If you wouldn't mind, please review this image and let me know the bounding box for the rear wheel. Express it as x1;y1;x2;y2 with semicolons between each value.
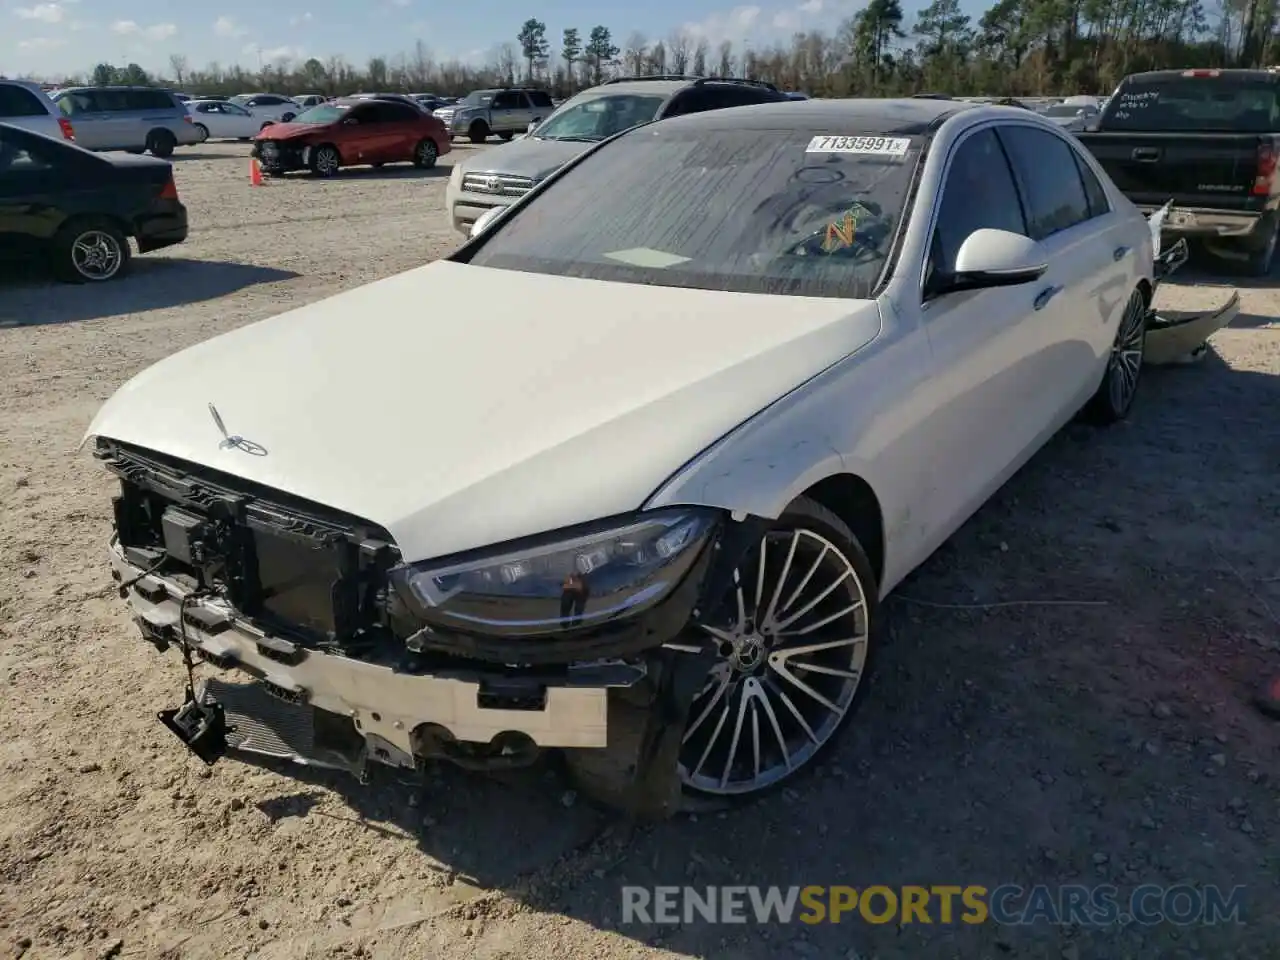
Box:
413;138;438;168
1085;287;1146;423
53;218;131;283
679;497;877;805
281;112;296;123
1244;216;1279;277
467;121;490;144
309;144;341;177
146;129;176;158
193;123;209;143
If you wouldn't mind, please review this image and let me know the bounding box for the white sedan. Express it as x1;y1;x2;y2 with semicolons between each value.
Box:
186;100;259;141
86;99;1168;816
227;93;300;128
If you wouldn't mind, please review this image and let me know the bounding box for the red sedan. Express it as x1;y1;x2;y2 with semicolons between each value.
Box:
251;97;451;177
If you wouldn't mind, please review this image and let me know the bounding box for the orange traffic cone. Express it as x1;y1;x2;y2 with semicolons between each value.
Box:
249;157;264;186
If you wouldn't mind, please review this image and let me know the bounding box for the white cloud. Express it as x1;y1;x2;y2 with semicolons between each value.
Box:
14;3;65;23
685;5;762;44
110;19;175;40
288;11;313;26
214;16;247;38
18;35;67;49
242;42;304;62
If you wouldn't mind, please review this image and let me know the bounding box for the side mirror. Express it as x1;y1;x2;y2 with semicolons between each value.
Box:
933;229;1047;297
469;207;502;239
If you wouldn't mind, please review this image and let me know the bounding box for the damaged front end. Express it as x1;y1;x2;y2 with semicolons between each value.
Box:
98;439;756;818
1144;202;1241;365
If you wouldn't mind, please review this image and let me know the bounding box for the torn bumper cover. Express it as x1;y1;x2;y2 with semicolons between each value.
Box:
112;539;725;816
1143;202;1240;366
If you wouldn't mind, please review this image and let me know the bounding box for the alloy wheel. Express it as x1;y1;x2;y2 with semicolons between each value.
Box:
316;147;339;176
1107;290;1145;414
678;527;870;796
71;230;124;281
416;140;438;166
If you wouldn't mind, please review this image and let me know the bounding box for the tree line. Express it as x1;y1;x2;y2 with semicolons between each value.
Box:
53;0;1280;101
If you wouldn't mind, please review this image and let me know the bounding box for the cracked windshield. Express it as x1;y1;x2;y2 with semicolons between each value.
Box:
469;126;921;299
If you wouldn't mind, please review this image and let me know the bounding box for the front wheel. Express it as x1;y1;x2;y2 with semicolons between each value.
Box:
678;497;877;804
53;219;131;283
467;121;490;144
309;144;341;177
499;130;515;141
413;138;438;168
280;113;295;123
1085;286;1146;424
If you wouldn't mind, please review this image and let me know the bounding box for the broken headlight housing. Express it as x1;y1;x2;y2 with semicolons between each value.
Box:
390;509;719;639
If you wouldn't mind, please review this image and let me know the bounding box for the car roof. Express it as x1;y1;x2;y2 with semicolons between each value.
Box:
654;97;975;135
1123;68;1280;83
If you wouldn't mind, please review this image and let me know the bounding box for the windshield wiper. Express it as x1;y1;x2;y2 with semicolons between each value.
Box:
540;135;602;143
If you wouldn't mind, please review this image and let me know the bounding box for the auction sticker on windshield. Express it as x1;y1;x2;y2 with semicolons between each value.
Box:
806;135;910;157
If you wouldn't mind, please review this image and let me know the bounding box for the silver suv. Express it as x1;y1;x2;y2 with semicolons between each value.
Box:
434;88;555;143
445;76;789;234
0;79;72;141
51;86;199;156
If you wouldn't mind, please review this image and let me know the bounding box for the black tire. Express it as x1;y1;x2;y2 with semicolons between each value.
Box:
193;123;209;143
146;129;176;158
499;130;515;141
1085;286;1147;424
412;138;438;168
1244;216;1279;277
467;121;490;144
309;143;341;177
281;113;296;123
52;217;131;284
568;496;880;815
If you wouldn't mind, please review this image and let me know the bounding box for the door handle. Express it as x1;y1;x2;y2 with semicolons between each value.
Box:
1113;245;1131;261
1132;147;1160;162
1033;285;1062;311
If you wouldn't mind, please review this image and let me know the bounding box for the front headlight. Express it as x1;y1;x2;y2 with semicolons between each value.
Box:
391;509;718;639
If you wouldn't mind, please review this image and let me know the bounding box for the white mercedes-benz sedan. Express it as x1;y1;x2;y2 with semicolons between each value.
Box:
85;98;1159;816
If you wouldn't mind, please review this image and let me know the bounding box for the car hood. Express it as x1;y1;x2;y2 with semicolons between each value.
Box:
85;261;882;564
459;137;593;181
254;122;328;140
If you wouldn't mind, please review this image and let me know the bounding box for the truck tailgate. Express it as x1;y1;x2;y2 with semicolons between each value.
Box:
1079;132;1268;210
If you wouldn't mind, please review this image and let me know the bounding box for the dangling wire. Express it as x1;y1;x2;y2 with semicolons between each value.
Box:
177;590;210;703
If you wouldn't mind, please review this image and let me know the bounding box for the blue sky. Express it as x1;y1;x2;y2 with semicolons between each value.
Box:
3;0;985;80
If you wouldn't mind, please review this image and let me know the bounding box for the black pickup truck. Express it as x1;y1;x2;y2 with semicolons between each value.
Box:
1077;68;1280;275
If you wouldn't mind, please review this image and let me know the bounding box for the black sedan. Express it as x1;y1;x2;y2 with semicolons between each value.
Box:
0;122;188;283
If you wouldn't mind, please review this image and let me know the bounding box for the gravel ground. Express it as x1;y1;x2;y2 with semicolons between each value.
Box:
1;141;1278;960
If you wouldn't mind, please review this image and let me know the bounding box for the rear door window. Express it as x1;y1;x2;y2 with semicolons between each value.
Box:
1104;76;1280;132
94;90;134;113
0;85;49;118
127;90;175;111
996;125;1093;241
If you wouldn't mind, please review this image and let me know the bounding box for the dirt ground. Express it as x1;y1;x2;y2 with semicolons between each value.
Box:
1;141;1278;960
